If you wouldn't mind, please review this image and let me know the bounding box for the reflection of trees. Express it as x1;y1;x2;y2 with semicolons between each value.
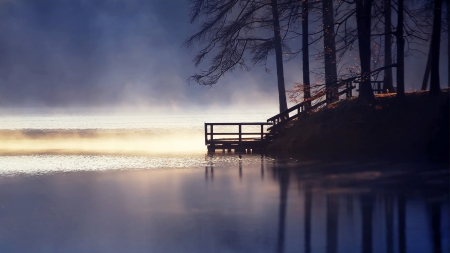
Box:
327;194;339;253
384;194;394;253
276;167;289;253
304;186;312;253
266;160;448;253
398;195;406;253
293;166;312;253
360;194;374;253
430;202;442;253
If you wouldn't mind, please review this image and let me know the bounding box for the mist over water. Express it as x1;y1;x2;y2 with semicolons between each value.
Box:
0;109;276;175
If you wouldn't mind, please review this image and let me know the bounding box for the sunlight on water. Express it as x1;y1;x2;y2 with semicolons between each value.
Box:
0;111;275;158
0;154;274;176
0;129;206;155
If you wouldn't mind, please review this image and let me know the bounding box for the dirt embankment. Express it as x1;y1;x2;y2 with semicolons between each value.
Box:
268;90;449;163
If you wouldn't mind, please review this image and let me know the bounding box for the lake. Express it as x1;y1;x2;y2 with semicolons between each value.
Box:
0;111;448;253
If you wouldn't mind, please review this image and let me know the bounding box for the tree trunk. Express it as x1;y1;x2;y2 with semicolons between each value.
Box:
447;0;449;88
383;0;394;93
430;0;443;95
302;0;311;107
421;42;432;90
322;0;338;103
356;0;376;103
271;0;288;113
396;0;405;98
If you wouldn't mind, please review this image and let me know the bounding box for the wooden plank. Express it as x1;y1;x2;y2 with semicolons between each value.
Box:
205;122;272;126
206;132;268;136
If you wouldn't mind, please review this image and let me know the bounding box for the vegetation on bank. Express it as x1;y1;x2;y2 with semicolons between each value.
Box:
268;90;449;163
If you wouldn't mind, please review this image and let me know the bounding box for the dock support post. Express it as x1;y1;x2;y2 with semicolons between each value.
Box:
207;144;215;153
261;125;264;140
238;124;242;142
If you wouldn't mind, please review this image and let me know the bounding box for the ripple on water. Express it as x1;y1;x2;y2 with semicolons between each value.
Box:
0;154;276;176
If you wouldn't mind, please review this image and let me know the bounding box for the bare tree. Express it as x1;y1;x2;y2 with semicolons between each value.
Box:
448;0;450;88
302;0;311;107
322;0;339;103
396;0;405;98
356;0;376;102
383;0;395;93
430;0;443;95
185;0;289;113
271;0;288;112
421;42;432;90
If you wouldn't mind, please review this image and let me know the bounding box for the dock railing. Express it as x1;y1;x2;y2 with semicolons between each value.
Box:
267;80;356;132
354;80;384;94
204;122;274;152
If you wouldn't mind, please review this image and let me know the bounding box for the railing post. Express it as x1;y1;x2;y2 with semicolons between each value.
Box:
347;81;352;98
204;123;207;144
211;124;214;142
260;124;263;140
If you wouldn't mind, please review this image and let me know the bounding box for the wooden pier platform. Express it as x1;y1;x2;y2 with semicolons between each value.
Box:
204;79;363;153
204;122;273;153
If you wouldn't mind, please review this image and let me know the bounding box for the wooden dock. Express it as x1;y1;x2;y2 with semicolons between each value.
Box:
204;122;273;153
204;79;392;153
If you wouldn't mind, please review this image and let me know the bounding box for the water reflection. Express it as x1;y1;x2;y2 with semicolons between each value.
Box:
384;194;394;253
431;202;442;253
398;194;406;253
360;194;374;253
275;166;289;253
304;185;312;253
0;154;447;253
327;194;339;253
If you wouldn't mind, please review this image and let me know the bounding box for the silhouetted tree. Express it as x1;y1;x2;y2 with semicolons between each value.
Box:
430;0;443;95
447;0;449;88
383;0;395;93
302;0;311;107
185;0;289;113
323;0;339;103
356;0;376;102
421;42;432;90
271;0;289;112
396;0;405;98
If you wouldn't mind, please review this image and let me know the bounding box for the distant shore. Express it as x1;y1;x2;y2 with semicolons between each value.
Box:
268;89;449;163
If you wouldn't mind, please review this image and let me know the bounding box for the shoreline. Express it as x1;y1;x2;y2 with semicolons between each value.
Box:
268;90;449;163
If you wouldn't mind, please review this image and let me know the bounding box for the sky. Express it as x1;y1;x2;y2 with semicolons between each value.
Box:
0;0;446;111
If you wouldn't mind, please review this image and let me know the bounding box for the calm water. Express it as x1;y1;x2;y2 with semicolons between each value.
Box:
0;112;448;253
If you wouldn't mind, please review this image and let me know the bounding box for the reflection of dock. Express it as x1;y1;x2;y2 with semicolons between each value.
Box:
204;122;273;153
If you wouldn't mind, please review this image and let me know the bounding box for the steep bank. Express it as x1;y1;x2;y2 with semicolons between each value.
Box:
268;89;449;162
